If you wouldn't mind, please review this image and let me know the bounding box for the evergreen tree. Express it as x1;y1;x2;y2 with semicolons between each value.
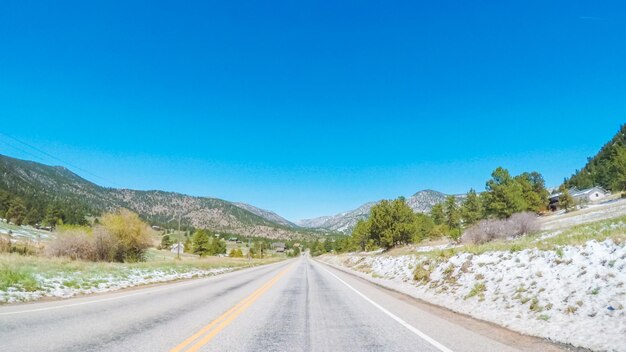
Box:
323;239;333;252
610;147;626;191
430;203;445;225
352;219;371;251
412;213;435;243
369;197;417;249
160;234;173;249
516;172;549;212
191;230;212;256
209;237;227;255
483;167;527;218
444;195;461;229
566;124;626;191
6;198;26;225
42;204;64;227
558;185;575;212
444;195;461;240
23;207;42;226
461;189;483;225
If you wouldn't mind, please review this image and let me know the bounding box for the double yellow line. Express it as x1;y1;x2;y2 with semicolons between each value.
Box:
170;264;293;352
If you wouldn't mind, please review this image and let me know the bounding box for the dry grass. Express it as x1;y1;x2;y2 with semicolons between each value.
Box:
0;250;283;294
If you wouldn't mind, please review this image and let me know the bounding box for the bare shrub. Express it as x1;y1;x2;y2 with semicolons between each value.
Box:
46;209;153;262
462;212;539;245
92;226;119;262
508;212;540;237
46;232;96;261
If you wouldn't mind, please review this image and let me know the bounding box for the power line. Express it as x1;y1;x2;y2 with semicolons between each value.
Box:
0;138;50;164
0;132;124;188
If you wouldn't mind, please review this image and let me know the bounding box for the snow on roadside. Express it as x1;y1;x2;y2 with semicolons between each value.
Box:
320;240;626;352
0;267;234;304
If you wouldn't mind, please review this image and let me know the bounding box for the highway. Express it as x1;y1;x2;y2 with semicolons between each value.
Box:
0;255;564;352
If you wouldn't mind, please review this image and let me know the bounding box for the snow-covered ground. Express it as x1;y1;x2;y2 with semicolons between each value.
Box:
0;220;52;241
0;266;234;304
320;239;626;352
541;198;626;231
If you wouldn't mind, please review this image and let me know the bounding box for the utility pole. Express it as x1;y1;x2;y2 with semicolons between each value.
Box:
177;213;181;260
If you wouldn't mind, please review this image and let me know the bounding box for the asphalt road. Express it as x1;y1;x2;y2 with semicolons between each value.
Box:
0;255;564;352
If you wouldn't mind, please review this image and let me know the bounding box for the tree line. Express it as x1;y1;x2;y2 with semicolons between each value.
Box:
0;189;88;227
315;167;550;253
565;124;626;192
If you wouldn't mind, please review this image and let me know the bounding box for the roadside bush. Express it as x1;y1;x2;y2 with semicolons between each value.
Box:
46;231;96;260
461;212;539;245
100;209;152;262
229;248;244;258
47;209;152;262
508;212;540;237
92;226;119;261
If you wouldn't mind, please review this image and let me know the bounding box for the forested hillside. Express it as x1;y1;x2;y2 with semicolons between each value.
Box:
566;124;626;191
0;154;319;240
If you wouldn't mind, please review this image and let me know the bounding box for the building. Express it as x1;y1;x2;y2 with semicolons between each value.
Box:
549;186;610;211
272;242;286;253
171;242;185;253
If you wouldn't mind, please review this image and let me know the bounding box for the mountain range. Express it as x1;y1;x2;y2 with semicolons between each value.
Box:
0;154;315;240
297;190;465;233
0;153;465;237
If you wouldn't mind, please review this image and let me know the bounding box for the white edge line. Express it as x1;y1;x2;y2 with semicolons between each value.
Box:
317;262;454;352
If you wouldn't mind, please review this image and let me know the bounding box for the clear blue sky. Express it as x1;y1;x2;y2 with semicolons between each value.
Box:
1;1;625;221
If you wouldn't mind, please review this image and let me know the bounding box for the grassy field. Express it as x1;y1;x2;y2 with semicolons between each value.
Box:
0;249;284;302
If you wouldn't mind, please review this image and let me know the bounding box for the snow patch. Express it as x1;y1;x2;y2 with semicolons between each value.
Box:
321;239;626;352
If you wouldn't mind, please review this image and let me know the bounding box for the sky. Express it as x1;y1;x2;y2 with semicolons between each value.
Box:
1;1;625;221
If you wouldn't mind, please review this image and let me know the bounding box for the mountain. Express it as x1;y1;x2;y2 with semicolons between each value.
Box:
297;202;377;234
297;190;464;233
232;202;297;227
565;124;626;192
0;154;315;240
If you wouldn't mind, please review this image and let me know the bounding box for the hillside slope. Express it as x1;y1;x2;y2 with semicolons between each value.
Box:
566;124;626;191
0;154;312;240
233;202;296;227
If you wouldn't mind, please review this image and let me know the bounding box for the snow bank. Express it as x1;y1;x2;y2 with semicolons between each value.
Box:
0;267;233;304
321;239;626;352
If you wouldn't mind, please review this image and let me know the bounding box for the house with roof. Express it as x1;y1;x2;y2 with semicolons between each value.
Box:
549;186;610;211
271;242;286;253
171;242;185;254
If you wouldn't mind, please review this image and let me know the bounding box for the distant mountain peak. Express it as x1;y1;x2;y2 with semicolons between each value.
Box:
297;189;465;234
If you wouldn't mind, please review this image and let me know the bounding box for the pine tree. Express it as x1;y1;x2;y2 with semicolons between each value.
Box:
461;189;483;225
483;167;527;218
610;147;626;191
191;230;211;256
352;219;371;251
6;198;26;226
558;185;575;212
444;195;461;229
430;203;445;225
209;237;227;255
160;234;173;250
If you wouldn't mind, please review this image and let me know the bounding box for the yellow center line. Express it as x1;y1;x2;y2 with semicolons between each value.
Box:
170;263;294;352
